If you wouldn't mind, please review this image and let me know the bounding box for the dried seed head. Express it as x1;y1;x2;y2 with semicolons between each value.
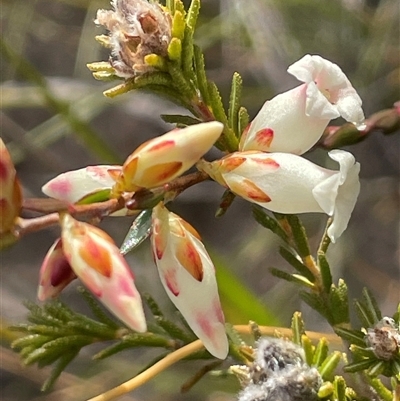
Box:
95;0;172;78
366;317;400;361
237;338;322;401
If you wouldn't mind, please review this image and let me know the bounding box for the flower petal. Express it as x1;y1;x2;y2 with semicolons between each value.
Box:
151;203;228;359
42;165;121;204
60;214;147;332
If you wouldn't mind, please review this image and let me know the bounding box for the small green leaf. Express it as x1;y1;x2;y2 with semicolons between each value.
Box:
174;0;185;15
215;189;236;217
103;80;137;98
318;382;334;398
291;312;305;346
284;215;311;259
160;114;202;126
186;0;200;30
171;10;185;39
344;358;376;373
318;351;342;380
167;61;196;99
228;72;243;137
143;293;164;317
11;334;52;350
134;71;174;88
367;377;393;401
238;106;250;138
279;247;315;282
167;38;182;63
225;323;245;347
181;26;195;80
270;268;314;288
368;360;386;376
328;279;349;325
300;291;333;323
120;209;152;255
76;189;111;205
333;327;366;347
317;251;333;293
349;344;376;358
193;45;210;105
313;337;329;367
41;351;79;392
207;81;230;127
154;316;193;343
362;287;382;324
333;376;346;401
144;54;168;70
301;335;314;366
252;206;289;242
354;300;375;328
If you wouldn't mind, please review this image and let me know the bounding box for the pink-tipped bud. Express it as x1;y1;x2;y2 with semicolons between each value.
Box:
38;238;77;301
60;214;147;332
151;202;228;359
42;165;122;204
114;122;223;194
0;139;22;234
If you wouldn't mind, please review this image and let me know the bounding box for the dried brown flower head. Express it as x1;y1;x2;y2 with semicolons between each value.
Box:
95;0;172;78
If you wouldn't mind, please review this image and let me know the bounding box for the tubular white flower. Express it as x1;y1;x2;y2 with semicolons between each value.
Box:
239;54;364;155
151;202;228;359
60;214;147;332
113;121;223;194
42;165;121;203
198;150;360;243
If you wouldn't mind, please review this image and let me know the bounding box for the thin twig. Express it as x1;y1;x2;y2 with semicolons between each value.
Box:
87;325;340;401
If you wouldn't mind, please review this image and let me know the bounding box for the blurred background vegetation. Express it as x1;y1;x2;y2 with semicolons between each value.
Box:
1;0;399;400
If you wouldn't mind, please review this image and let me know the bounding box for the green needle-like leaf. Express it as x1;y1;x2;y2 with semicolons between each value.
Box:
238;106;250;137
180;26;195;81
300;291;333;324
193;45;211;105
367;377;393;401
154;316;194;343
228;72;243;137
160;114;202;126
313;337;329;367
167;61;196;99
318;251;333;293
361;287;382;323
333;376;346;401
270;268;314;288
318;351;342;380
354;300;375;328
328;279;350;325
301;334;314;366
41;351;79;392
143;293;164;318
291;312;305;346
284;215;312;259
186;0;200;30
344;358;376;372
279;247;315;282
167;37;182;63
171;10;185;39
252;206;289;243
333;327;366;347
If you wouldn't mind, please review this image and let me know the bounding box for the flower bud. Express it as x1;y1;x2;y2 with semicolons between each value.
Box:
38;238;77;301
151;202;228;359
114;121;223;194
0;139;22;234
60;214;146;332
42;165;121;204
95;0;172;78
239;54;364;155
198;149;360;243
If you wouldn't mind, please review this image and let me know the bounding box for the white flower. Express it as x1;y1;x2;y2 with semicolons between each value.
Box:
198;149;360;243
95;0;172;78
42;165;121;204
113;121;223;194
239;54;364;155
60;214;147;332
151;202;228;359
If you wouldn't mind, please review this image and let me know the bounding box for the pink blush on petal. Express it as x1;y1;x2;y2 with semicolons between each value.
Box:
118;275;136;297
163;268;179;296
48;178;72;198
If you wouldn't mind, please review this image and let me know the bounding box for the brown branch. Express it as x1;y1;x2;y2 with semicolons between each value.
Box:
317;102;400;150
